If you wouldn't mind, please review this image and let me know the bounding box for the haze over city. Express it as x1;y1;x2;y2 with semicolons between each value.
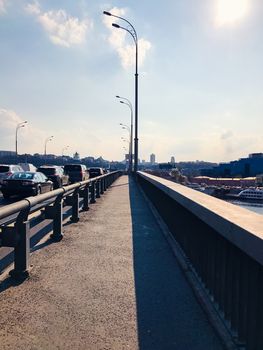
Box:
0;0;262;162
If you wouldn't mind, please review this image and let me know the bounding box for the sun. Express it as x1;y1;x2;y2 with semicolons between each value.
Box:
215;0;250;26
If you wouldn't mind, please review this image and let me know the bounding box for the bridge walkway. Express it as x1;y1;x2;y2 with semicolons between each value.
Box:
0;175;223;350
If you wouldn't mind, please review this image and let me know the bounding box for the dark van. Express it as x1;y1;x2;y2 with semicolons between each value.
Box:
64;164;89;183
88;167;104;178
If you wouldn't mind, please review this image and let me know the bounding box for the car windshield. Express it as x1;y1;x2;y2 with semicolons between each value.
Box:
10;172;35;180
64;165;82;171
0;166;10;173
38;168;56;175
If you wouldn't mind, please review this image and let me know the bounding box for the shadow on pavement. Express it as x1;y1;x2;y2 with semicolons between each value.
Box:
128;177;222;350
0;275;28;293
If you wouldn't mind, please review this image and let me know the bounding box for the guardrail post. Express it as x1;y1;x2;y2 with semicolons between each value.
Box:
103;177;107;191
70;188;80;223
105;176;108;189
100;178;104;195
82;184;90;211
9;207;30;280
50;194;64;242
90;181;96;203
96;180;101;198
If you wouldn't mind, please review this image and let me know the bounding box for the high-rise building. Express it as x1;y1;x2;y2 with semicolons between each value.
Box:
171;156;175;164
150;153;156;164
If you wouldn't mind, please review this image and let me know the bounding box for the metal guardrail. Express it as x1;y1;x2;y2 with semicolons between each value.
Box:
138;171;263;350
0;171;121;279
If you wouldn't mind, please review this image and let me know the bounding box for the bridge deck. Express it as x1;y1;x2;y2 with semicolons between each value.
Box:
0;175;223;349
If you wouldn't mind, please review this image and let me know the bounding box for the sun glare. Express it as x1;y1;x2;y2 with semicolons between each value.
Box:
215;0;250;27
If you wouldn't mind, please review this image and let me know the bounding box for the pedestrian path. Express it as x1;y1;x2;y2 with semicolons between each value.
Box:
0;175;223;350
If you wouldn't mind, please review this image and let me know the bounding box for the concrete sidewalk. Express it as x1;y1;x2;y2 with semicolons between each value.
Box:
0;176;223;350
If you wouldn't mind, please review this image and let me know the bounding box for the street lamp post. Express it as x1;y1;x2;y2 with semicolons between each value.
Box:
122;143;129;170
62;145;69;165
116;96;133;173
62;145;69;157
44;136;54;162
104;11;139;172
120;123;132;172
15;121;27;156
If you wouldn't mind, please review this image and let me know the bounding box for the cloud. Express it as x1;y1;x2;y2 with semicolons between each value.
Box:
220;130;233;140
0;109;23;132
0;0;8;14
26;1;93;48
103;7;151;69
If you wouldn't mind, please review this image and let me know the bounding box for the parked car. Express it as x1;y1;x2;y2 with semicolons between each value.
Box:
1;172;53;199
0;164;24;186
37;165;69;189
88;167;104;178
63;164;89;183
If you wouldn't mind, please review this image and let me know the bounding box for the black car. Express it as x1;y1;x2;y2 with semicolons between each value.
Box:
37;165;69;189
64;164;89;183
1;172;53;199
88;167;104;178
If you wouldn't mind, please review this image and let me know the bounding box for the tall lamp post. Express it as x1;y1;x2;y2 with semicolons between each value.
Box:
62;145;69;165
104;11;139;172
15;121;27;156
122;141;129;170
44;136;54;162
116;95;133;172
120;123;132;172
62;145;69;157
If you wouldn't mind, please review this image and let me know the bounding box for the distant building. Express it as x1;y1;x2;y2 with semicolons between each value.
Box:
171;156;175;164
0;150;16;156
201;153;263;178
150;153;156;165
73;152;80;160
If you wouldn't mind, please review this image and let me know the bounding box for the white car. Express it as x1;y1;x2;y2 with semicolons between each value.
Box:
0;164;24;186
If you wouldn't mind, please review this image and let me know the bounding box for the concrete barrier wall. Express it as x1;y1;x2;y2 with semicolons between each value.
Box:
138;171;263;350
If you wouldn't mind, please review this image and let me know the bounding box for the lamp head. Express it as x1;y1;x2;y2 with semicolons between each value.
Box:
120;101;124;104
116;95;120;98
103;11;112;16
112;23;120;28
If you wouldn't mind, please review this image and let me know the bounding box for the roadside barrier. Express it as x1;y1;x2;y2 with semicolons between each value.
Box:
0;171;121;279
138;171;263;350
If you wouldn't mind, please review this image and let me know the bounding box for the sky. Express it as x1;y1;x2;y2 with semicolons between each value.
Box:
0;0;263;163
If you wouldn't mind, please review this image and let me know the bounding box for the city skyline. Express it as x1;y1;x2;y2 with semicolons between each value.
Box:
1;0;263;162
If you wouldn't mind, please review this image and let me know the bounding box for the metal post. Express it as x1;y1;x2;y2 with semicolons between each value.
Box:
96;180;101;198
104;12;138;172
70;188;79;222
50;194;64;241
9;221;30;279
134;42;138;172
100;178;104;195
90;181;96;203
82;184;90;211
